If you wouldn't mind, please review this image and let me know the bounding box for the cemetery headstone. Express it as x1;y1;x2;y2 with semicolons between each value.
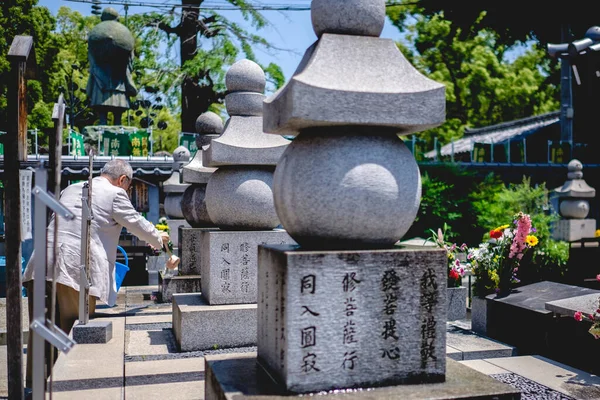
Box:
161;116;222;301
204;1;519;398
172;59;295;351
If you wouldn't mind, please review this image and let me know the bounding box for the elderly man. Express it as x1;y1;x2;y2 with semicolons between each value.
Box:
22;158;169;387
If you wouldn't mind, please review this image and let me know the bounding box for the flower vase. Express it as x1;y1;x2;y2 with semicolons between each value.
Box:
497;265;513;298
471;296;488;335
447;286;467;321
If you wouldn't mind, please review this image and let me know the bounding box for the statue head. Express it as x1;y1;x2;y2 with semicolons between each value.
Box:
101;7;119;21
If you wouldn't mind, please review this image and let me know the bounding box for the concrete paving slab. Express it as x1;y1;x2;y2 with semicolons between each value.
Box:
485;355;600;399
126;329;178;357
446;325;515;360
50;316;125;398
446;345;462;361
0;345;27;398
126;314;172;325
126;358;205;400
460;359;511;375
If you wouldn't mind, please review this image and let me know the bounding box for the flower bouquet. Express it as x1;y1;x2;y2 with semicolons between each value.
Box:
573;275;600;339
429;224;468;288
468;212;538;298
150;217;180;272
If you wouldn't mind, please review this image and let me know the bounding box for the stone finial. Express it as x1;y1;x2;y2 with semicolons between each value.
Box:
163;145;191;194
183;112;222;184
225;59;266;93
203;59;290;167
555;159;595;199
173;145;191;163
311;0;386;38
101;7;119;21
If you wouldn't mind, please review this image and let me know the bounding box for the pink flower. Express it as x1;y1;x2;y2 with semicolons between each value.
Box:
596;274;600;282
574;311;583;322
509;213;531;259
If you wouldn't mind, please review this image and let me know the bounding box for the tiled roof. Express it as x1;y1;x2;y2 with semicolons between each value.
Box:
425;111;560;158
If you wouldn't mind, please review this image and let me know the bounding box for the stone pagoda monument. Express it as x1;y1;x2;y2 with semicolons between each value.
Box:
172;59;295;352
552;159;596;242
160;112;222;302
203;1;520;398
162;145;191;247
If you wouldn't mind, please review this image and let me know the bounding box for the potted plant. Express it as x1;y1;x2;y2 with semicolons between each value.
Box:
429;225;469;321
468;212;538;334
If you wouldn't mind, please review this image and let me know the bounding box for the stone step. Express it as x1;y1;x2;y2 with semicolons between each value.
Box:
446;324;516;361
461;355;600;400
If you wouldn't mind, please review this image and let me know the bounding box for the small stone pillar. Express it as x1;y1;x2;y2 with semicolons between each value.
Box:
162;145;191;246
172;59;296;352
552;159;596;241
160;112;222;302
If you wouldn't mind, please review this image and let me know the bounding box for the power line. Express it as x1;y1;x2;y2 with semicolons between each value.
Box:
65;0;417;12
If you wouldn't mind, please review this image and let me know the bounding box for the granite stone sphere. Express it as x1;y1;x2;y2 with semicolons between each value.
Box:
560;199;590;219
172;145;191;162
225;59;266;93
205;167;280;230
164;193;185;219
273;131;421;249
195;111;223;135
311;0;386;38
181;184;214;227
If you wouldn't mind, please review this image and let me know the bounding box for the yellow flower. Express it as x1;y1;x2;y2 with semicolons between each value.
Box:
497;224;510;231
155;224;170;232
595;229;600;238
525;235;539;246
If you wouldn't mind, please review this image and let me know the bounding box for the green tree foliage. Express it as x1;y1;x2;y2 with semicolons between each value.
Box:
402;0;600;47
387;4;560;147
0;0;57;133
138;1;285;132
469;175;570;284
405;165;482;245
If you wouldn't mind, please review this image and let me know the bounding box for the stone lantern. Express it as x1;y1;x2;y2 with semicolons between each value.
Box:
553;159;596;241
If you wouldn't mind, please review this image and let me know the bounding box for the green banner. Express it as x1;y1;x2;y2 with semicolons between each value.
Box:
130;131;149;157
101;132;131;156
70;132;85;156
179;133;198;155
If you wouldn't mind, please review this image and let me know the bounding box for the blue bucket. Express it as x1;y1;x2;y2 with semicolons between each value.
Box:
115;246;129;292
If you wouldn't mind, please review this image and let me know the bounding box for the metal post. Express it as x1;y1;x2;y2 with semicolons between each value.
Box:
507;141;511;164
490;139;494;163
451;140;455;163
149;126;153;156
548;140;552;163
523;138;527;164
30;164;76;400
433;137;438;162
470;139;474;163
78;153;94;325
34;128;38;158
31;165;47;399
6;35;35;400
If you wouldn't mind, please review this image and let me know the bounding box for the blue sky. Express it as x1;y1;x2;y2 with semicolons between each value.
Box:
37;0;405;82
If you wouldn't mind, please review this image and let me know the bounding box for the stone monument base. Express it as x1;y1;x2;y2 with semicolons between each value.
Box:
204;353;520;400
166;219;191;247
72;320;113;344
172;293;256;352
552;219;596;242
257;245;447;393
200;229;295;305
178;226;218;275
159;272;202;303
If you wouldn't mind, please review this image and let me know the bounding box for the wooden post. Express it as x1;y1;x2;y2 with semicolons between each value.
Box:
5;35;35;400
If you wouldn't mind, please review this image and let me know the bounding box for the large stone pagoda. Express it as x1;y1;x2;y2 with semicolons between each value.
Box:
172;59;295;352
204;1;520;399
160;112;222;302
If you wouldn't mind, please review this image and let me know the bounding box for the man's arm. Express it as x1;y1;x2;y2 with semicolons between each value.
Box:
111;189;164;249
